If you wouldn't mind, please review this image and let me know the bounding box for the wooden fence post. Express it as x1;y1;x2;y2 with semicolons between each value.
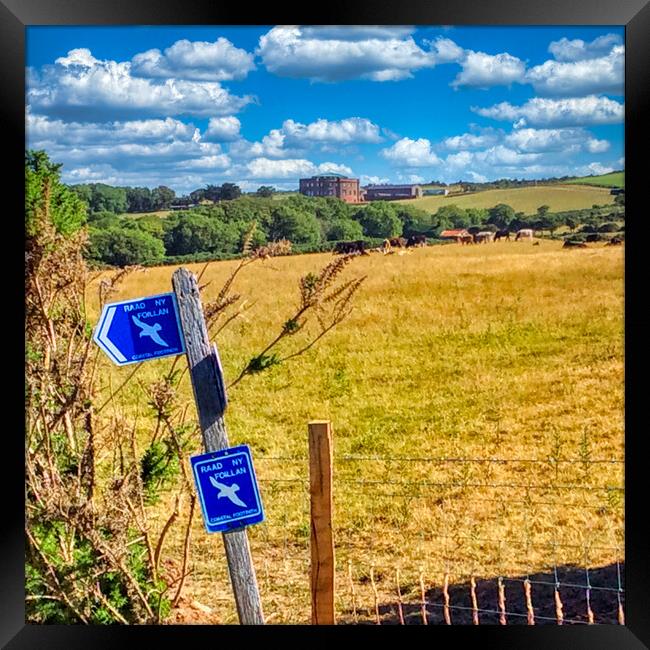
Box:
309;420;335;625
172;267;264;625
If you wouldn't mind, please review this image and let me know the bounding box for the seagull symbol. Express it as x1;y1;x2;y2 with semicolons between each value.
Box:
209;476;248;508
131;315;168;347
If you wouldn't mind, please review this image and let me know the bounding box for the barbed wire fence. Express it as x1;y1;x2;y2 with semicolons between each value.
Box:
246;443;624;625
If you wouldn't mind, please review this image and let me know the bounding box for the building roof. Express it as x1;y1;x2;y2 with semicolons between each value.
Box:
363;184;421;190
439;229;469;237
302;173;354;180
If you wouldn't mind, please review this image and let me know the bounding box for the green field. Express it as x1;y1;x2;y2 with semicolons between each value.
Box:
88;238;624;623
397;184;616;214
564;171;625;188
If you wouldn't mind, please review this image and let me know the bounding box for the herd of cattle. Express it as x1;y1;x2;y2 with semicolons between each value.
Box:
332;230;623;255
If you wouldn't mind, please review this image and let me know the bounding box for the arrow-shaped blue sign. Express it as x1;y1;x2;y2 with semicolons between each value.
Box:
93;292;185;366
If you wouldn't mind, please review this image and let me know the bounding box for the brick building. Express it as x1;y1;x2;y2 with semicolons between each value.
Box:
299;174;361;203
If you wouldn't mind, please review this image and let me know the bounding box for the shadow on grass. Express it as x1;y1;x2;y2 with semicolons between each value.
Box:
347;562;624;625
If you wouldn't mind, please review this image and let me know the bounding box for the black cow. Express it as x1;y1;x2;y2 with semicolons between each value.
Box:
493;229;511;241
406;234;427;247
389;237;407;248
585;233;602;243
606;237;623;246
334;240;367;255
563;240;588;248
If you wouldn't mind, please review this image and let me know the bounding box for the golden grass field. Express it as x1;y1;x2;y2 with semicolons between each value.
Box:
398;184;616;214
87;238;624;624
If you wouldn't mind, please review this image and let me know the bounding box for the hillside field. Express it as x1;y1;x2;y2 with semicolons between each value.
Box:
397;184;616;214
564;172;625;188
88;239;624;623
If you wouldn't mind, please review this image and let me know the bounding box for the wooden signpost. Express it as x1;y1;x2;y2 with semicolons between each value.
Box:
172;267;264;625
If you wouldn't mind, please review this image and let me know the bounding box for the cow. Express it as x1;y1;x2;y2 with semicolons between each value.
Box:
389;237;407;248
585;233;602;243
406;234;427;248
334;240;367;255
606;237;623;246
494;229;511;241
475;231;495;244
458;234;474;245
563;240;588;248
515;229;534;241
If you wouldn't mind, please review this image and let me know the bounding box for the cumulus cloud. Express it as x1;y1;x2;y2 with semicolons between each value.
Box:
381;137;441;167
28;48;254;120
131;38;255;81
243;157;352;180
579;162;615;176
229;117;383;160
548;33;622;62
361;174;391;185
426;37;465;64
443;130;500;150
473;95;624;127
256;25;435;82
526;45;623;96
203;116;242;142
451;50;526;89
504;127;609;154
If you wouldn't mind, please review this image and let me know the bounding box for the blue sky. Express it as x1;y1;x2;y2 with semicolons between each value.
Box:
26;25;624;194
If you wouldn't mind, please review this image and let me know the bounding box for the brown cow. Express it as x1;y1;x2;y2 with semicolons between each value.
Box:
389;237;407;248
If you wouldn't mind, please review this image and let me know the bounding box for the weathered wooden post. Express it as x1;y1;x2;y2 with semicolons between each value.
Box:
172;267;264;625
308;420;335;624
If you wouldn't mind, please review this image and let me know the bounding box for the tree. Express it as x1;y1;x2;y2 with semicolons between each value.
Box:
487;203;515;230
536;205;551;217
220;183;242;201
88;227;165;266
614;193;625;206
353;202;402;238
26;150;87;237
565;216;578;232
256;186;275;198
126;186;153;212
151;185;176;210
163;212;239;255
268;205;322;245
327;219;363;241
71;183;128;214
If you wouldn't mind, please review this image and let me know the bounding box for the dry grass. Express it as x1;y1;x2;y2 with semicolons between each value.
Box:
87;238;623;624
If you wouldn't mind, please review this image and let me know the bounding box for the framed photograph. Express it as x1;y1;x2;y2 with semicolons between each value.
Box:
7;0;648;646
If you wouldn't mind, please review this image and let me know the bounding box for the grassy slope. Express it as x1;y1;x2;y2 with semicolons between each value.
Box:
88;240;623;623
396;184;615;214
564;171;625;188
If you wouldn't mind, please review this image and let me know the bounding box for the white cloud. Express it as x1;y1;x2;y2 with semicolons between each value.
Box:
28;48;254;120
473;95;624;127
451;51;526;89
203;116;242;142
27;113;198;146
548;33;622;62
504;127;609;154
579;162;615;176
256;25;435;82
131;38;255;81
229;117;383;160
443;131;499;150
243;157;352;180
397;173;426;184
526;45;623;96
361;174;391;185
466;171;488;183
381;137;441;167
426;37;465;64
282;117;383;145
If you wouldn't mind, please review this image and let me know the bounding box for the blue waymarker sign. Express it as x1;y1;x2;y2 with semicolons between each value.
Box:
93;292;185;366
191;445;265;534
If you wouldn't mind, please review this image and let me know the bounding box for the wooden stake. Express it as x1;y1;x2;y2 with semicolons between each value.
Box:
172;267;264;625
309;420;335;625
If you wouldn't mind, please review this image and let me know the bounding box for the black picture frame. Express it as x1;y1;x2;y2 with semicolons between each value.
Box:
6;1;648;646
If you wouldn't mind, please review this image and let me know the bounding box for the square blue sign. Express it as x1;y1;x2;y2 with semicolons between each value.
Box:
191;445;265;534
